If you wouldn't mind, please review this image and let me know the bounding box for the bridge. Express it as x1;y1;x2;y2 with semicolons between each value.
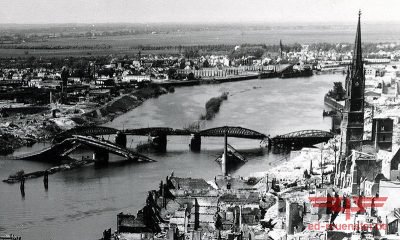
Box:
16;135;155;163
53;126;334;152
55;126;266;139
124;127;192;136
270;130;334;148
53;126;118;143
53;126;268;152
198;126;266;139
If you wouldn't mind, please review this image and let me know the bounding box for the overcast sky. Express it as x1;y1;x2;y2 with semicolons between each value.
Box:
0;0;399;24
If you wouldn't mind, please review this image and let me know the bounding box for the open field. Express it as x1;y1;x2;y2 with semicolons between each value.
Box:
2;23;400;58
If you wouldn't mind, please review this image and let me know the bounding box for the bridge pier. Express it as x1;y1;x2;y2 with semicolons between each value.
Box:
190;134;201;152
151;134;167;152
93;148;109;166
267;138;272;151
115;131;127;148
222;131;228;176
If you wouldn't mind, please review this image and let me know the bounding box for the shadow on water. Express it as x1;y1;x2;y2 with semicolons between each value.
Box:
93;159;149;169
225;162;245;175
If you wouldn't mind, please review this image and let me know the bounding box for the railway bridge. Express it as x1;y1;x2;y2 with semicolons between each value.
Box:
53;126;267;152
270;130;334;148
16;135;155;164
53;126;334;152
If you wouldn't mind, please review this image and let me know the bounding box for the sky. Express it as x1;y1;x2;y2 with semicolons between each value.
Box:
0;0;399;24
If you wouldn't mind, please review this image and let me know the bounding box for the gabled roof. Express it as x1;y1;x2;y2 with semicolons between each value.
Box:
219;192;260;205
170;177;212;191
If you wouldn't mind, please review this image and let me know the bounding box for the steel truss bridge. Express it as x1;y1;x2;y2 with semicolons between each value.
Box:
54;126;334;147
271;130;334;147
16;135;154;162
198;126;267;139
19;127;335;162
54;126;267;141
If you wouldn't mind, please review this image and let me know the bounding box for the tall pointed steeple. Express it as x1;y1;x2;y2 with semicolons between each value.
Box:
341;10;365;158
351;10;363;79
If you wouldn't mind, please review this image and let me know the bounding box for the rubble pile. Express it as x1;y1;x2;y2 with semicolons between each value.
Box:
0;112;65;154
83;86;168;124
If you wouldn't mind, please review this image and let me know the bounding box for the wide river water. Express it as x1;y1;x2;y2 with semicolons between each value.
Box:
0;73;343;240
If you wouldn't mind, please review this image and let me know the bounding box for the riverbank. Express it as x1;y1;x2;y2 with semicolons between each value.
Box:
82;85;168;125
0;84;169;155
156;72;261;88
324;95;344;111
253;138;337;182
0;114;65;154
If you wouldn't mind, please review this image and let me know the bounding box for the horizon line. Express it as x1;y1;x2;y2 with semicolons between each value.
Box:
1;20;399;26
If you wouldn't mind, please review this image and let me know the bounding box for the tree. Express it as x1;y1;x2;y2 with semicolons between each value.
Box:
328;82;346;101
187;72;195;80
167;68;177;79
333;82;346;100
61;67;69;87
214;213;222;230
253;48;264;59
183;48;199;59
203;59;210;68
179;59;186;69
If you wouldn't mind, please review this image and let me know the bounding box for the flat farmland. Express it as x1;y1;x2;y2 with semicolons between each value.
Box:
1;24;400;58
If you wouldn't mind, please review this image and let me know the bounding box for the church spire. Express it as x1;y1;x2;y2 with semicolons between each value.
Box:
340;11;366;159
352;10;363;78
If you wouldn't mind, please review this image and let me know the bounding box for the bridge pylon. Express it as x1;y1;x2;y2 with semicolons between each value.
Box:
151;133;167;152
222;131;228;176
190;134;201;152
115;131;127;148
93;148;110;167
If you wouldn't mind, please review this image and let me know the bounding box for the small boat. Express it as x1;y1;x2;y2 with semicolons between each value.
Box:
280;68;313;78
280;65;313;78
259;70;278;79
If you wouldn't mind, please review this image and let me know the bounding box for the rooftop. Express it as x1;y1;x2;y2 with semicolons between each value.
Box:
170;177;212;191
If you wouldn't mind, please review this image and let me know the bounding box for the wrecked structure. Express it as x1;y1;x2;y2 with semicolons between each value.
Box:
115;174;273;240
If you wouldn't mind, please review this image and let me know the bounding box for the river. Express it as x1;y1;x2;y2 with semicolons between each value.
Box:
0;73;343;240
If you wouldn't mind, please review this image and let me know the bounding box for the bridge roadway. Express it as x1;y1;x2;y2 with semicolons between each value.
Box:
270;130;334;147
16;127;335;162
15;135;155;162
53;126;334;149
53;126;268;142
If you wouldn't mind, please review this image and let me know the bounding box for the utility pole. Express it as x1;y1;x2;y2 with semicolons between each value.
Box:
337;127;343;187
320;143;324;187
331;137;338;180
222;129;228;177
